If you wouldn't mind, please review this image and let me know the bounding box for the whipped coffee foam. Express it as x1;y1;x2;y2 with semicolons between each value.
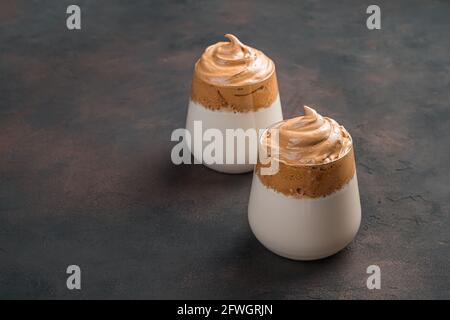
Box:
257;106;355;198
195;34;275;86
191;34;279;112
265;106;352;165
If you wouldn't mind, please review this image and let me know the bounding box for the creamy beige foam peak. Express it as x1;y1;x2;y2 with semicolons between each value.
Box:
195;34;275;86
191;34;279;112
257;106;355;198
264;106;352;165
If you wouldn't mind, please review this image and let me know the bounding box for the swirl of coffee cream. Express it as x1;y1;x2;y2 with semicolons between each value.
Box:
195;34;275;86
268;106;352;165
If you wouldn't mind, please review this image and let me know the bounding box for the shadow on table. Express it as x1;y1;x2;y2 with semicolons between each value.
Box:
211;234;355;299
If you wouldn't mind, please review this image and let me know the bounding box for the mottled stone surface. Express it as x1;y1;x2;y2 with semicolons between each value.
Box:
0;0;449;299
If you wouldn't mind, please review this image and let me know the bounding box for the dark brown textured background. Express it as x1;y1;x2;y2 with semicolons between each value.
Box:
0;0;449;299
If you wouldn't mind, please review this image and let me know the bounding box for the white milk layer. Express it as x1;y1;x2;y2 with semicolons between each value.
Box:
248;173;361;260
186;96;283;174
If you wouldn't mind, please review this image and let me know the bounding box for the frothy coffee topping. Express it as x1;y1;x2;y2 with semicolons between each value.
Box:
191;34;279;112
256;106;355;198
266;106;352;165
195;34;275;86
